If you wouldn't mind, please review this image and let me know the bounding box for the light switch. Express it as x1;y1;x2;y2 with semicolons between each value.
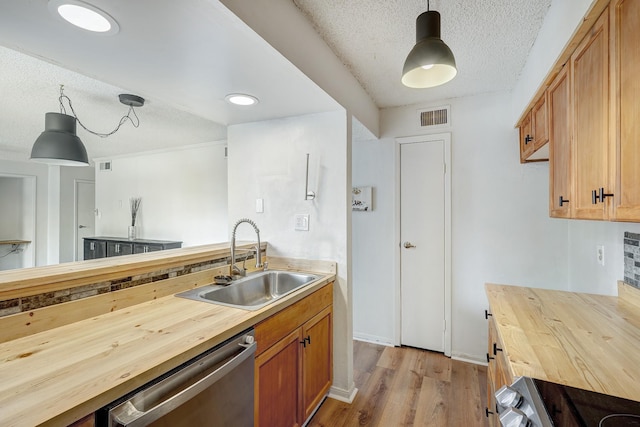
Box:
256;198;264;213
295;214;309;231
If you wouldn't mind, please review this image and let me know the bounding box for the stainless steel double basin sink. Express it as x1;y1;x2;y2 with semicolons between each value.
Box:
176;270;320;310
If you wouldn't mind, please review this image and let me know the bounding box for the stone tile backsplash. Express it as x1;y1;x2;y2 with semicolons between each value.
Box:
624;231;640;288
0;253;247;318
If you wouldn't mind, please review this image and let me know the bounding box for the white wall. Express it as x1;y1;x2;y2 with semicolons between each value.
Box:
351;139;396;344
0;159;48;266
351;91;569;361
227;110;355;400
94;142;228;246
0;177;25;270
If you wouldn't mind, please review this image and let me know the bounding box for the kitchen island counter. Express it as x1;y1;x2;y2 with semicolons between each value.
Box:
486;282;640;401
0;256;336;427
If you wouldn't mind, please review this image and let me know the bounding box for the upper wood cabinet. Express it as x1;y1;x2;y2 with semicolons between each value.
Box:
545;1;640;222
518;93;549;163
611;0;640;221
570;8;610;220
549;65;572;218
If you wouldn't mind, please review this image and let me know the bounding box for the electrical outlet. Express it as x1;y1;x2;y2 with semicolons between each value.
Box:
597;245;605;266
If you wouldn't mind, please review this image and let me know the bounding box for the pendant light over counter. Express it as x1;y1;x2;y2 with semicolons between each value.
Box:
30;86;145;167
402;1;457;89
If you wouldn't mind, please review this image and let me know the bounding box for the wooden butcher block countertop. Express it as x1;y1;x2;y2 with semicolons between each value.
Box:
485;282;640;402
0;266;336;427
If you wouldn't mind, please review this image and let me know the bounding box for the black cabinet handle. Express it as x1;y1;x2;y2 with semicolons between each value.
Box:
559;196;569;206
524;135;533;145
485;407;494;418
593;188;614;204
493;342;503;355
484;310;492;319
300;336;311;347
599;188;614;201
486;353;495;363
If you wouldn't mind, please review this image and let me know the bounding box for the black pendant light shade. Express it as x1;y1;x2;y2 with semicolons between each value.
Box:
30;112;89;167
402;10;457;88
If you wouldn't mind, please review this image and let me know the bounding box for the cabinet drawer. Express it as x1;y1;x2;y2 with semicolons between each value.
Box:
255;282;333;356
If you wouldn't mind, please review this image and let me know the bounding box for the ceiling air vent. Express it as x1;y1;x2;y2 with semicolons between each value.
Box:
417;106;450;128
99;161;112;172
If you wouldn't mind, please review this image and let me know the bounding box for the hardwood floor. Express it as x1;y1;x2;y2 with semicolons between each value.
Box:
308;341;489;427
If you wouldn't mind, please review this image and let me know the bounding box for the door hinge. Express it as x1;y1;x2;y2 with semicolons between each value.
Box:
443;163;446;174
443;319;447;332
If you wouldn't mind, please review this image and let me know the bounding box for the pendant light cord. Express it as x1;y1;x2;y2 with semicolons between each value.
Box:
58;85;140;138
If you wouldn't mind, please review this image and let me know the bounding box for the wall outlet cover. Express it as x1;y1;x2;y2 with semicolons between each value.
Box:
295;214;309;231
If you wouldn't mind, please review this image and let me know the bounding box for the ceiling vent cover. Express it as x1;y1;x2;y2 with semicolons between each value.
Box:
417;105;450;128
99;161;112;172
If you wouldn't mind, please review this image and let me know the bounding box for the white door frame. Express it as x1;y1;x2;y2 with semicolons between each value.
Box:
394;133;452;356
74;179;95;261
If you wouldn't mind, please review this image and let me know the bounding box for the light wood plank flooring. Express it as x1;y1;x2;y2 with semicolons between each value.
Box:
308;341;489;427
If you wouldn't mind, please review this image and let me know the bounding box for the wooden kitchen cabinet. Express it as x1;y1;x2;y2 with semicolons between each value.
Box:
548;65;572;218
570;7;610;220
254;282;333;427
486;315;512;427
518;93;549;163
610;0;640;221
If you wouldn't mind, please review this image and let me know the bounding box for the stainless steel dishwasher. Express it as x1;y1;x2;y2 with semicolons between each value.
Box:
97;329;256;427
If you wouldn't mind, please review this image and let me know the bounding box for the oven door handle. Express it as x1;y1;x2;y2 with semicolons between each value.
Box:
110;340;256;427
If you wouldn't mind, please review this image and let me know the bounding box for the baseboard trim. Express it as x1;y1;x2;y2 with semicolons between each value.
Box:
451;354;487;366
328;385;358;404
353;335;395;347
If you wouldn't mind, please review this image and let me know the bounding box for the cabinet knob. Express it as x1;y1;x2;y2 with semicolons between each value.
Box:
524;135;533;145
559;196;570;206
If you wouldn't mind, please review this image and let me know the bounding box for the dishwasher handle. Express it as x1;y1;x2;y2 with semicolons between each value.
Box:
111;340;256;427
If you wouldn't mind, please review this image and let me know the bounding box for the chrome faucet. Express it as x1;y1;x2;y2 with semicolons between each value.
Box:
230;218;262;276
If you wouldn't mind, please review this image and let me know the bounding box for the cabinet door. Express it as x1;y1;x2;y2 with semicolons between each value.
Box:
532;92;549;151
133;243;162;254
255;328;303;427
549;65;572;218
519;112;534;163
570;8;610;220
612;0;640;221
301;306;332;420
106;242;133;257
83;240;105;260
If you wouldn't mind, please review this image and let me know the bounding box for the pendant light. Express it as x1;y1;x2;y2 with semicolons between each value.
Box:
30;86;144;167
402;1;457;88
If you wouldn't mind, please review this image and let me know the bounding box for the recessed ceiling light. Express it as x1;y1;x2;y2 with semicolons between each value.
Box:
48;0;119;34
225;94;259;106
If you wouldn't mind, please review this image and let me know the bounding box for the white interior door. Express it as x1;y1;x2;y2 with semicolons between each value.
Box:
399;136;448;352
75;180;95;261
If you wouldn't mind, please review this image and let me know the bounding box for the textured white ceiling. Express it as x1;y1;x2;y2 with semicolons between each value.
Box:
0;0;339;162
293;0;552;108
0;0;552;162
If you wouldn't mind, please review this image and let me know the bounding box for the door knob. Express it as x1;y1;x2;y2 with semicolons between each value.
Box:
79;225;88;229
403;242;416;249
